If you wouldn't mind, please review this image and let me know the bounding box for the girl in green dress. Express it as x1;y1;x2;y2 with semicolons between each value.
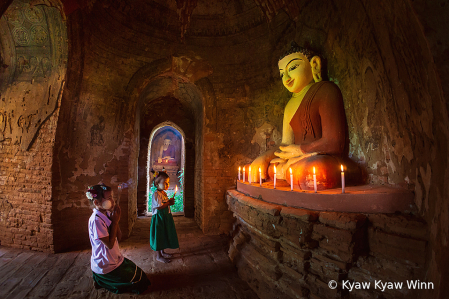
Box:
150;171;179;263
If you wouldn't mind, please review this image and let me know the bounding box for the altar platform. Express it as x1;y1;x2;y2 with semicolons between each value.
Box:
236;181;415;214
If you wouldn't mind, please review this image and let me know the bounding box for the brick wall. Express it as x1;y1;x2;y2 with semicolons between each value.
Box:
0;105;60;252
227;190;429;299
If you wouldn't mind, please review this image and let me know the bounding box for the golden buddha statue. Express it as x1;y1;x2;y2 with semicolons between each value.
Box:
157;138;176;164
248;42;363;190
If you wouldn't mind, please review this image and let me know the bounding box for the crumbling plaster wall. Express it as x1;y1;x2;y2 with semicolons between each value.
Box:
51;9;144;252
409;1;449;294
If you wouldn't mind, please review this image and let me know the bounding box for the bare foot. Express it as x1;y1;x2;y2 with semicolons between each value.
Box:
161;252;173;258
156;256;171;263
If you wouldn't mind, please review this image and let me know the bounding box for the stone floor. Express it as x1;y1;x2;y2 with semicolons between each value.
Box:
0;216;258;299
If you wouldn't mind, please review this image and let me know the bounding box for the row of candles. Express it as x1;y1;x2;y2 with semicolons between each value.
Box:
238;165;346;193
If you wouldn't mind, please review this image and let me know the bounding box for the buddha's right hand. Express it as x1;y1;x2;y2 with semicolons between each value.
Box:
250;150;277;182
274;144;304;159
270;158;286;163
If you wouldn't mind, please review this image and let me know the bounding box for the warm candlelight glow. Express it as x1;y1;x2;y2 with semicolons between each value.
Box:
259;167;261;173
341;164;344;172
289;168;292;174
239;166;241;171
274;165;277;173
313;166;315;174
249;166;251;171
175;185;178;192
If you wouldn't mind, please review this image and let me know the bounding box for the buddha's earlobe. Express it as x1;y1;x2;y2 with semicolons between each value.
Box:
311;56;322;82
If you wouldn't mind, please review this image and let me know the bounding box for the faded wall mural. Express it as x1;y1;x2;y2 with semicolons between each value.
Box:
0;0;66;150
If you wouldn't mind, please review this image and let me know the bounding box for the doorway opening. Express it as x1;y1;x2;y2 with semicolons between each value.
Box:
146;122;185;216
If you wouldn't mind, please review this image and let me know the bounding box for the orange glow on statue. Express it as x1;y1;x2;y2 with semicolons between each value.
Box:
248;41;362;190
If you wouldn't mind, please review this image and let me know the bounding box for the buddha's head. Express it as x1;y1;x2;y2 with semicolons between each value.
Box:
278;41;322;93
163;138;172;147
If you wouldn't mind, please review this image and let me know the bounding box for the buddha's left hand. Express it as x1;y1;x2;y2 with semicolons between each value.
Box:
275;144;304;159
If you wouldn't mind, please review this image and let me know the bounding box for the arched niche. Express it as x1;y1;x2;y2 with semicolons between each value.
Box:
146;122;186;215
131;58;211;221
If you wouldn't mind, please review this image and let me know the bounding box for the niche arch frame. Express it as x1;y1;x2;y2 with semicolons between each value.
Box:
146;121;186;215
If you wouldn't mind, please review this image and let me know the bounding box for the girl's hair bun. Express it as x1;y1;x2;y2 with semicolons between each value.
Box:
86;184;111;201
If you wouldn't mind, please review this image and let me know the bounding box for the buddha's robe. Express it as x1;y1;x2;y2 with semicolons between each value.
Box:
289;81;346;156
162;144;175;159
268;81;362;189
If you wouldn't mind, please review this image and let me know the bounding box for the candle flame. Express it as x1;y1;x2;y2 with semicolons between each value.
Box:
175;185;178;192
289;167;292;174
259;167;261;172
341;164;344;172
313;166;315;174
274;165;276;173
239;166;241;171
249;166;251;171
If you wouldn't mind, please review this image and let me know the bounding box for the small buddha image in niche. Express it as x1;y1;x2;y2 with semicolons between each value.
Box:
248;41;364;190
151;129;181;168
158;138;176;164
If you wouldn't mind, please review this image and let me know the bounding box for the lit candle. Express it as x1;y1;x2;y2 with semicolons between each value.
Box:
341;165;345;194
290;168;293;191
238;167;241;181
313;167;317;193
243;167;245;183
249;166;252;184
259;167;262;187
274;165;277;189
174;185;178;196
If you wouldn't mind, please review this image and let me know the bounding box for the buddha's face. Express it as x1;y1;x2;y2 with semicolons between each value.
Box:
163;139;171;146
278;52;314;93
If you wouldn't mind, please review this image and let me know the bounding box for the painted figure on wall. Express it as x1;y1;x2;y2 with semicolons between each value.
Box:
158;138;175;164
249;41;362;190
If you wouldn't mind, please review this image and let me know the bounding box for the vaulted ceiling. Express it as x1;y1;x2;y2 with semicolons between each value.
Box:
60;0;300;41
